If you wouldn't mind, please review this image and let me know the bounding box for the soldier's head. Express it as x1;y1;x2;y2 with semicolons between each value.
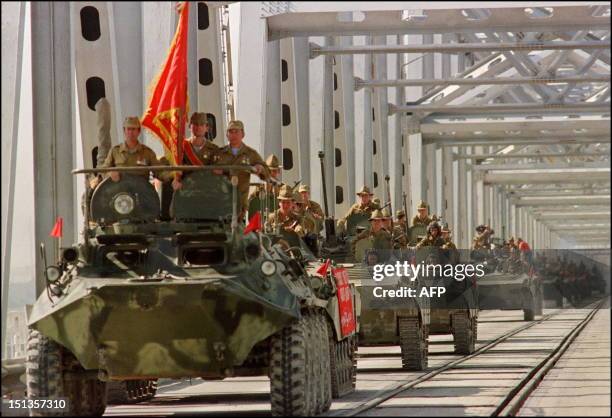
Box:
357;186;373;204
266;154;281;179
298;184;310;201
226;120;245;147
441;224;451;240
427;221;441;238
190;112;209;138
293;191;305;213
278;187;294;214
381;208;393;230
369;209;385;233
417;200;429;217
123;116;141;143
396;210;406;224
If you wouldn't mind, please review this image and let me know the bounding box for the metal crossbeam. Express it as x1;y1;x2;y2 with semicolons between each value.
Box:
460;152;610;160
484;169;611;184
431;137;610;147
312;41;612;57
512;196;611;207
391;102;610;115
355;75;610;89
537;212;610;220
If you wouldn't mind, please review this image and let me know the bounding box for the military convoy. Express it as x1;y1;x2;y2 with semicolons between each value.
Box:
26;166;358;417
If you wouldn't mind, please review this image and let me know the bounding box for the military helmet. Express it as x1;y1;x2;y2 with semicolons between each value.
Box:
476;224;487;233
417;200;428;210
356;186;374;196
427;221;441;233
227;120;245;131
373;198;381;206
123;116;141;129
298;184;310;193
369;209;385;221
278;186;294;201
431;214;440;221
266;154;281;169
190;112;208;125
396;210;406;219
293;191;304;204
441;223;451;233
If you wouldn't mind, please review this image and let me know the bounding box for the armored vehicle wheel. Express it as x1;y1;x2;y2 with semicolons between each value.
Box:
26;329;107;417
452;312;476;355
534;289;543;316
329;324;357;398
270;310;331;416
399;317;428;370
523;294;535;321
315;314;332;413
106;379;158;404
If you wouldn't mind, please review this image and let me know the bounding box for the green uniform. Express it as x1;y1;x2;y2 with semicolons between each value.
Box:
392;224;408;248
339;201;380;230
182;137;219;165
415;235;446;249
352;229;392;262
214;144;269;215
101;142;159;175
411;214;432;227
268;209;306;237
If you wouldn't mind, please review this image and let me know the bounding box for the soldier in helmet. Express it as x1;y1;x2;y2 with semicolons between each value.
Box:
441;224;457;250
298;184;324;232
352;209;392;262
381;208;394;233
172;112;219;191
412;200;433;227
392;210;408;248
338;186;381;230
268;186;306;237
292;191;317;235
213;120;269;218
416;221;446;249
100;116;161;182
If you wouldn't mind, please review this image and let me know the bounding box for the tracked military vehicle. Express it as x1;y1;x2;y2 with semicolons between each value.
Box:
472;248;543;320
26;165;358;417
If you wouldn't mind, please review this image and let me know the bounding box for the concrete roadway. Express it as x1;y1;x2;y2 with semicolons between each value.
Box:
104;303;611;417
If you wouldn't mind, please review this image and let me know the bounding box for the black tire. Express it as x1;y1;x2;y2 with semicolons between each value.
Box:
106;379;158;404
329;324;357;399
452;312;476;355
270;311;316;416
26;329;107;417
398;317;428;371
524;295;535;321
316;314;332;414
534;290;543;316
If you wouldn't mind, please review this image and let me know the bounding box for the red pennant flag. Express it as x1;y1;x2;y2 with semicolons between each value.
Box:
316;259;331;277
50;217;63;238
141;1;190;166
244;212;262;235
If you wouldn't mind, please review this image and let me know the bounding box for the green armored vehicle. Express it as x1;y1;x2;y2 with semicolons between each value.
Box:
26;166;358;417
322;212;430;370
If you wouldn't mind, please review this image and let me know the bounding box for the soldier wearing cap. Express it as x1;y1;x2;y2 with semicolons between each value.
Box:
292;191;317;234
267;186;306;237
412;200;433;227
298;184;324;233
101;116;160;182
416;221;446;249
338;186;381;230
392;210;408;249
214;120;269;218
472;224;493;250
248;154;284;217
352;209;392;261
381;208;393;233
441;224;457;250
172;112;219;191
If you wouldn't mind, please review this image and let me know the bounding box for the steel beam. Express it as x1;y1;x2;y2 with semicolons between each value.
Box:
355;75;610;89
391;102;610;116
484;170;610;184
537;212;610;221
322;36;335;217
550;224;610;231
431;137;610;147
512;197;611;207
511;189;611;197
464;153;609;160
421;119;610;135
312;40;612;57
267;6;610;40
372;35;389;201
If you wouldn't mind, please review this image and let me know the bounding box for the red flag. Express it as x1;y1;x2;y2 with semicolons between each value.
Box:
244;212;262;235
316;259;331;277
50;217;63;238
141;1;190;165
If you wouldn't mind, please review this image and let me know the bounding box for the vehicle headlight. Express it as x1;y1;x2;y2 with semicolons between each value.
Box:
45;266;62;283
113;193;135;215
260;260;277;276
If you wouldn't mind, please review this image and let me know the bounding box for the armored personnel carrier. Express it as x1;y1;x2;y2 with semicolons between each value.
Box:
472;249;543;320
26;165;358;417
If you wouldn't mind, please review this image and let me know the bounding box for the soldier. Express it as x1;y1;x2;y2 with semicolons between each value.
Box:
472;225;494;250
248;154;283;218
416;221;446;249
352;209;392;262
338;186;381;230
100;116;160;182
268;187;306;237
293;191;317;235
412;200;433;227
441;224;457;250
172;112;219;191
214;120;269;218
381;208;393;233
298;184;324;233
392;210;408;248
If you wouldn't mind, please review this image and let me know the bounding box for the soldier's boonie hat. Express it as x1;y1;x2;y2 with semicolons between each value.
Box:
278;186;294;201
266;154;281;169
123;116;141;129
417;200;428;210
356;186;374;196
298;184;310;193
293;192;304;204
190;112;208;125
369;209;385;221
396;210;406;219
227;120;245;131
381;208;392;219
